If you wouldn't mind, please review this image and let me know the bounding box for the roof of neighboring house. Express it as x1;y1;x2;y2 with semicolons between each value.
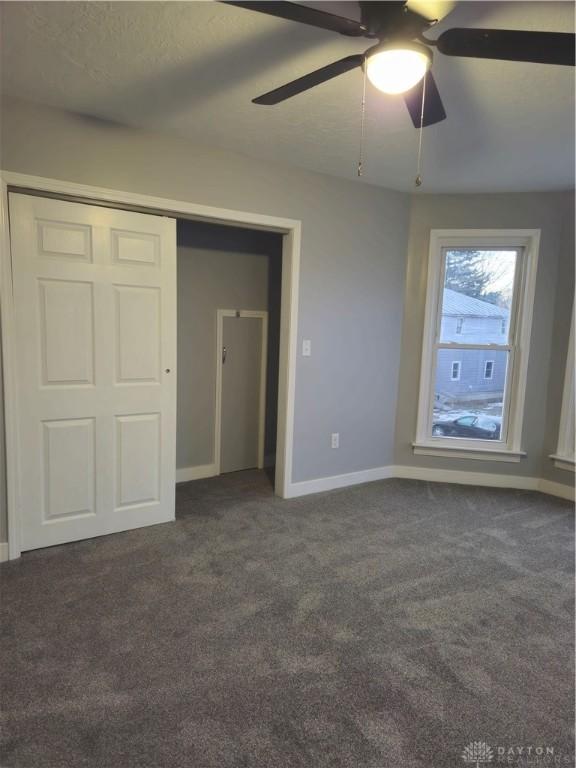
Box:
442;288;510;318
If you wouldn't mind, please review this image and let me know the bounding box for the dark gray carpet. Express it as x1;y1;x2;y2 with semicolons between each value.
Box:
1;471;574;768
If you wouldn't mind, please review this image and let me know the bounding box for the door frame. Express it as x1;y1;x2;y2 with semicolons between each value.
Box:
0;171;302;560
215;309;268;475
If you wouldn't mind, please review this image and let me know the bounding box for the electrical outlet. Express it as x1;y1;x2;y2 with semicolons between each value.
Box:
302;339;311;357
331;432;339;449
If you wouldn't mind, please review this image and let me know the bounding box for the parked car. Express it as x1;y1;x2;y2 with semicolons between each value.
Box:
432;414;501;440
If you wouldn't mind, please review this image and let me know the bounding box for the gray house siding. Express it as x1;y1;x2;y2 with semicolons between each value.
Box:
436;290;509;405
436;349;506;401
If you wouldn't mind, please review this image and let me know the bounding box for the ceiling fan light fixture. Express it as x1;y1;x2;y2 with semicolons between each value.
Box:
366;43;432;95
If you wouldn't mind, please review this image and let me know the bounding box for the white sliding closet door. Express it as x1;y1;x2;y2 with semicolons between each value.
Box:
10;193;177;551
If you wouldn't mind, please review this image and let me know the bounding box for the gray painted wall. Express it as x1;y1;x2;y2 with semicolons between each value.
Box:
541;200;575;483
176;220;281;470
0;98;410;543
394;190;575;484
0;98;572;547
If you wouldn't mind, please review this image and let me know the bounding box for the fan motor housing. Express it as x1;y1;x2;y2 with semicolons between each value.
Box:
359;1;434;42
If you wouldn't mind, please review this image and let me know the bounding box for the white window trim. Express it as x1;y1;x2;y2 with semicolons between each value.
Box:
550;301;575;472
414;229;540;462
451;360;461;381
484;360;494;380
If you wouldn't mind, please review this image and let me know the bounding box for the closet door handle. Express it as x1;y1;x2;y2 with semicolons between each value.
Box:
222;346;227;365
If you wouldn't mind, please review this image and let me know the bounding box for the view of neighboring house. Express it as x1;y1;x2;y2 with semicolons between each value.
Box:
436;288;509;406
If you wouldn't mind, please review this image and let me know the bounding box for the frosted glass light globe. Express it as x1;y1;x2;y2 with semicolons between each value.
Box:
366;47;430;95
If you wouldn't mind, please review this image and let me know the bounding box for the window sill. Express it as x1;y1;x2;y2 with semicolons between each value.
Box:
549;454;576;472
413;441;526;463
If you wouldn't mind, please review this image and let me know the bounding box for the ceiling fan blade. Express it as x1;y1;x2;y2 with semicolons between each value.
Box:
436;28;575;66
403;70;447;127
223;2;365;36
253;54;364;105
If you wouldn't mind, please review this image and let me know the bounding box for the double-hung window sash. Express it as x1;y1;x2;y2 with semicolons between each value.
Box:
414;230;540;461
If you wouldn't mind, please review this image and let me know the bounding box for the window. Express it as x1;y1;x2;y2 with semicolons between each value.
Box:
415;229;540;461
551;302;575;471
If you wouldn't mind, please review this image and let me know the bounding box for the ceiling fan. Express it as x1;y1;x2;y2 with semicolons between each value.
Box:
224;1;575;128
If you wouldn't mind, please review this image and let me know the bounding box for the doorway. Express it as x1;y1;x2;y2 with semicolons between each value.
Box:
176;219;282;485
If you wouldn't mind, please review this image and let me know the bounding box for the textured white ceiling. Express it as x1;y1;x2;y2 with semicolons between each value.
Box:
1;1;574;192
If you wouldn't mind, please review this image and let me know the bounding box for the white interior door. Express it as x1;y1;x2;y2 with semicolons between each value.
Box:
216;310;267;475
9;193;177;551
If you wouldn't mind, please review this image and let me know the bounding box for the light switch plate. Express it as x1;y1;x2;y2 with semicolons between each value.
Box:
302;339;311;357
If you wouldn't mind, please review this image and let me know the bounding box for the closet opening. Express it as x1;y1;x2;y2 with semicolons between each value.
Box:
176;219;283;490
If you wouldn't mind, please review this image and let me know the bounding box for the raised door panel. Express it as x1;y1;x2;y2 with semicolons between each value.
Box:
37;220;93;262
115;413;160;509
39;279;95;386
112;230;160;266
43;418;96;521
114;285;160;383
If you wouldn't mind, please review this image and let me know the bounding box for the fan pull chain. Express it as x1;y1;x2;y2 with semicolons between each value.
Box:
415;73;427;187
357;63;368;177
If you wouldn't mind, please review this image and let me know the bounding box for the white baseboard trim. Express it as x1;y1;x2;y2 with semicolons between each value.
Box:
286;466;395;498
392;465;574;501
538;479;575;501
391;464;541;491
286;464;574;502
176;463;218;483
0;542;9;563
